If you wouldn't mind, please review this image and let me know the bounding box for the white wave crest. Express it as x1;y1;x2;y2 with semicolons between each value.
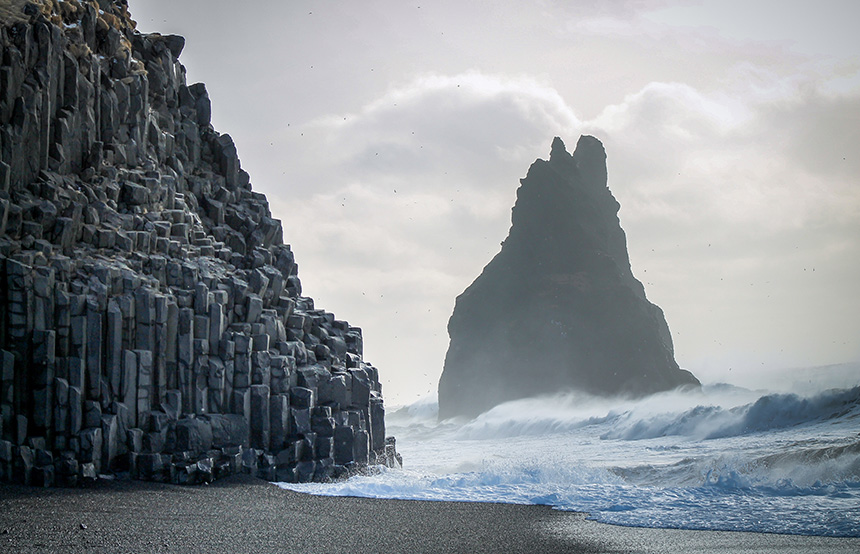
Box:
396;385;860;442
601;386;860;441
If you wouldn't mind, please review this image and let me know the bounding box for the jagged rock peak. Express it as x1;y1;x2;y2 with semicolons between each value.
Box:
438;136;700;420
549;136;570;162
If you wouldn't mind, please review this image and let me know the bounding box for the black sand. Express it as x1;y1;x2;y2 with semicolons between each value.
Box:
1;475;857;553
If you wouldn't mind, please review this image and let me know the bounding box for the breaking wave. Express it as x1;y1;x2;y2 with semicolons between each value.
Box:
441;385;860;442
283;382;860;537
601;386;860;441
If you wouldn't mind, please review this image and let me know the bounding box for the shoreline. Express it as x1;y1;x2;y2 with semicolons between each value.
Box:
2;475;858;553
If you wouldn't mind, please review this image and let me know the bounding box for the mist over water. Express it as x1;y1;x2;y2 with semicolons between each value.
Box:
279;365;860;537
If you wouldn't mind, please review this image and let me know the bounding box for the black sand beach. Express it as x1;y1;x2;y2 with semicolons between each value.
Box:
1;475;858;554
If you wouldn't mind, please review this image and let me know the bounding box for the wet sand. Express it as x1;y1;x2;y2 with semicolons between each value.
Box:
1;474;857;553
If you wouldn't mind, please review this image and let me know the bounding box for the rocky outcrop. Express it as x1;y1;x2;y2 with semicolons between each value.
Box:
438;136;700;419
0;0;399;487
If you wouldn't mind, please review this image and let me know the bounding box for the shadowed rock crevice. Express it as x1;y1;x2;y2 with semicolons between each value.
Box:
438;136;699;420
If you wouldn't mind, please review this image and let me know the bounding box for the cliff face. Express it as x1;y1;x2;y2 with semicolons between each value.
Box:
438;136;700;419
0;0;399;487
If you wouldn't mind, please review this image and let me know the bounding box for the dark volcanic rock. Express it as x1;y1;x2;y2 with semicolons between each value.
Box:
0;0;398;486
438;136;699;419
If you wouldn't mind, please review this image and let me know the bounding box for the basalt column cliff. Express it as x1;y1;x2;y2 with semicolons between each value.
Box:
0;0;399;486
438;136;699;419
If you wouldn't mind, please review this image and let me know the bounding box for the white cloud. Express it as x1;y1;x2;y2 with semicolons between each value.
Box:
581;79;860;383
644;0;860;60
302;72;580;189
266;72;585;402
267;69;860;402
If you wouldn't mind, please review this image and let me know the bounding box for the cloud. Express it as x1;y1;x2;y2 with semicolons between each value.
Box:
301;72;580;189
267;68;860;401
275;72;583;265
129;0;859;404
276;71;585;288
641;0;860;60
265;73;585;401
755;89;860;185
581;79;860;381
583;80;860;230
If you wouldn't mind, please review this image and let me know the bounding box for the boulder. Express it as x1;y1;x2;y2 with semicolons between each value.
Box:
172;417;213;455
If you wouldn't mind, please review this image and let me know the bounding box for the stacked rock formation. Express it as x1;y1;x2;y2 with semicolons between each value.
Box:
0;0;399;487
438;136;700;419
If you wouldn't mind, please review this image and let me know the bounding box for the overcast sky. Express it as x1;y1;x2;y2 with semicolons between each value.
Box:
132;1;860;404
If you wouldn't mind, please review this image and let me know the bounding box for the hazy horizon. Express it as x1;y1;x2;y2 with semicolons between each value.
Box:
132;0;860;404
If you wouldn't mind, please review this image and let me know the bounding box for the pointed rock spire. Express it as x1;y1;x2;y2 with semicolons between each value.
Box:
549;136;570;162
438;136;699;420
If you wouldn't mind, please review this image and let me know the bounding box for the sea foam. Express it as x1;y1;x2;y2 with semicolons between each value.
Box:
279;380;860;537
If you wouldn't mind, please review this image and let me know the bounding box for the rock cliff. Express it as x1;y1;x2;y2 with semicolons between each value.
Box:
438;136;700;419
0;0;399;487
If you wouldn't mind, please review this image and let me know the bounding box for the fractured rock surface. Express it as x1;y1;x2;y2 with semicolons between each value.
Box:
0;0;399;486
438;136;700;419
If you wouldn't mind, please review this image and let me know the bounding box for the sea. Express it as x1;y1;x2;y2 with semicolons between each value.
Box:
278;365;860;538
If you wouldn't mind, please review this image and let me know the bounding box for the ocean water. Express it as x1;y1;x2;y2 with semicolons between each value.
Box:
278;377;860;537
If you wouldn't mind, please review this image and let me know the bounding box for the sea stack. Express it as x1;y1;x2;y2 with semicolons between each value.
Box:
0;0;398;486
438;136;699;419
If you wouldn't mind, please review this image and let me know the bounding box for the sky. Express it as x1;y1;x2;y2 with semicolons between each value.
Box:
131;1;860;405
